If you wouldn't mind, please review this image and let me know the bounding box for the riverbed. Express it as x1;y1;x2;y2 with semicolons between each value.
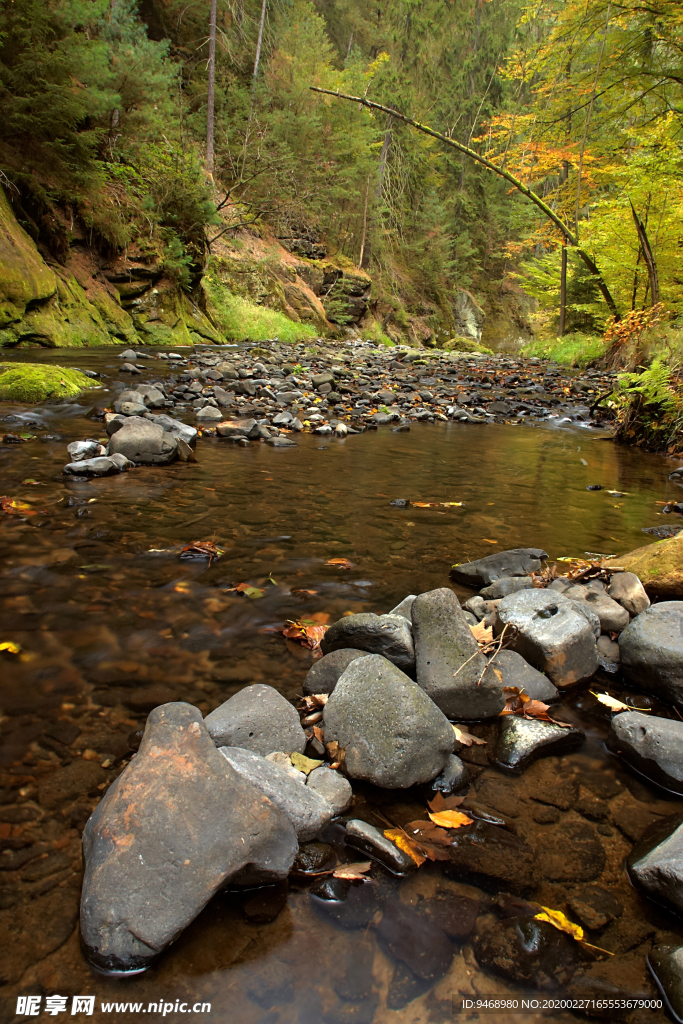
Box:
1;347;682;1024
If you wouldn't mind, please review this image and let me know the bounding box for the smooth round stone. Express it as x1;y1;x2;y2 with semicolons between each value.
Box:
607;711;683;795
292;842;336;875
428;754;470;795
303;649;368;696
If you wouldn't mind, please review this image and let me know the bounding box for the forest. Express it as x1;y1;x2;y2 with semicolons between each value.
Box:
1;0;683;446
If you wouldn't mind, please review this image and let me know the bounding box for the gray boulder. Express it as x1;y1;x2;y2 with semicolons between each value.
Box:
320;613;415;674
144;413;197;446
196;405;223;423
135;384;165;409
388;594;416;619
627;811;683;917
306;767;353;815
67;440;106;462
205;683;306;756
219;747;333;841
647;946;683;1022
303;649;368;696
619;603;683;704
265;436;297;447
104;412;126;435
450;548;547;588
607;712;683;795
323;654;453;788
114;390;145;414
489;649;559;702
553;579;629;632
109;416;177;465
479;577;533;600
80;703;297;974
608;572;650;616
495;590;598;688
412;588;505;719
495;716;584;773
64;454;133;476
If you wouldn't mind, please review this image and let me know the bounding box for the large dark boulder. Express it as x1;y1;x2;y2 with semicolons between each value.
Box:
627;812;683;916
619;602;683;705
80;703;297;975
322;654;453;788
450;548;547;588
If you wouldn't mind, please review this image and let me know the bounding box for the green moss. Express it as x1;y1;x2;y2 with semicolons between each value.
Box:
206;280;317;343
0;363;99;402
361;320;395;347
442;335;494;355
521;333;609;367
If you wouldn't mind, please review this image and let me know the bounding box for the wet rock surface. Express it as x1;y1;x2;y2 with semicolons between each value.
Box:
450;547;547;587
619;603;683;704
322;654;453;787
80;703;297;974
627;811;683;916
320;613;415;673
205;683;306;756
608;711;683;794
473;916;580;988
495;715;584;773
648;945;683;1022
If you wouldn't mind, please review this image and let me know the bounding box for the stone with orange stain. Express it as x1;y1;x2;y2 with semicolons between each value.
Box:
80;702;297;976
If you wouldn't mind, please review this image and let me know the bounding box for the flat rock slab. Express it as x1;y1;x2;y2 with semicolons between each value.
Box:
303;649;367;696
450;548;547;588
495;589;598;688
323;654;453;788
536;821;606;882
205;683;306;756
220;746;333;841
412;587;505;719
627;811;683;917
320;613;415;673
80;703;297;975
648;945;683;1022
495;715;584;773
619;603;683;705
607;711;683;795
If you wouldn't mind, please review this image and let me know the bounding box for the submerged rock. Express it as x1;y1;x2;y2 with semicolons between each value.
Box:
322;654;453;788
309;875;381;929
450;547;547;588
627;811;683;916
648;945;683;1022
320;613;415;673
220;746;333;841
495;589;598;688
417;892;479;941
495;716;584;773
619;603;683;705
80;703;297;975
607;711;683;795
204;683;306;756
303;649;367;696
474;917;580;989
377;901;453;981
447;819;534;887
344;819;415;874
429;753;470;795
412;587;505;719
536;822;606;882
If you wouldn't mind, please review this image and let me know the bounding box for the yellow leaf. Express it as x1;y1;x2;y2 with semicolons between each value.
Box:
333;862;372;880
470;621;493;644
482;538;498;544
0;641;21;654
452;724;487;747
384;828;426;867
428;810;473;829
534;907;584;942
590;691;650;712
291;752;323;775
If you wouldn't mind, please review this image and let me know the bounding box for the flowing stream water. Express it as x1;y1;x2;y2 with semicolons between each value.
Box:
1;349;682;1024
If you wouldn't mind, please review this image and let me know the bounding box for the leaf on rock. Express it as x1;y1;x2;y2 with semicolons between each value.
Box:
427;809;473;829
180;540;222;565
452;724;487;747
325;740;346;770
470;621;494;645
500;687;573;727
333;862;372;880
534;907;584;942
325;558;355;569
0;641;21;654
282;620;329;649
227;582;265;598
383;828;427;867
291;752;322;775
590;690;650;712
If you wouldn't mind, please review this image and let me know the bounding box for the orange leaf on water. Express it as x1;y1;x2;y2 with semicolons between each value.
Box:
325;558;355;569
428;809;473;829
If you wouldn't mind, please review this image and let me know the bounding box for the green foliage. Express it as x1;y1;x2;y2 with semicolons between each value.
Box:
613;360;683;451
205;279;317;343
521;333;609;367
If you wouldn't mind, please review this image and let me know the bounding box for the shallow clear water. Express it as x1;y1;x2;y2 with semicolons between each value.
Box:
1;349;682;1024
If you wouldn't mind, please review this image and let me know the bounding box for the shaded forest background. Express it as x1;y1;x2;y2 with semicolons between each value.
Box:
1;0;683;364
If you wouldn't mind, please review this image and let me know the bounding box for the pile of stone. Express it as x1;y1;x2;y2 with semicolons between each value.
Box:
79;546;683;1013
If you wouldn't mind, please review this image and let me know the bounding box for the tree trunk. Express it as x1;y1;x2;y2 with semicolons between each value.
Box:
311;85;621;320
629;199;659;306
358;175;370;269
206;0;217;175
252;0;268;101
559;242;567;336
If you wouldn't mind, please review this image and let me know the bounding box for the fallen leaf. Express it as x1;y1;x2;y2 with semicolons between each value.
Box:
384;828;426;867
452;724;487;747
301;693;329;712
428;809;474;829
401;821;452;861
291;752;322;775
292;589;318;596
333;862;372;880
427;792;465;813
313;725;325;743
534;906;584;942
411;501;464;508
325;558;355;569
470;621;493;645
282;620;328;649
482;538;498;544
500;687;573;727
21;478;41;485
227;583;265;598
0;496;38;516
180;540;222;565
0;641;21;654
325;740;346;769
590;691;650;712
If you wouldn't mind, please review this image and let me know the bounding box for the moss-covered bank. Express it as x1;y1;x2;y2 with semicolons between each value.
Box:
0;364;99;402
607;532;683;597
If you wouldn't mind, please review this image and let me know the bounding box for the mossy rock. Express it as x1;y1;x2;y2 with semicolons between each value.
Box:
605;532;683;597
442;335;494;356
0;363;99;403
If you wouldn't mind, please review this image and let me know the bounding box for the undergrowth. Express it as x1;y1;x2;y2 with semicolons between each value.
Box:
521;333;609;367
206;281;317;344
